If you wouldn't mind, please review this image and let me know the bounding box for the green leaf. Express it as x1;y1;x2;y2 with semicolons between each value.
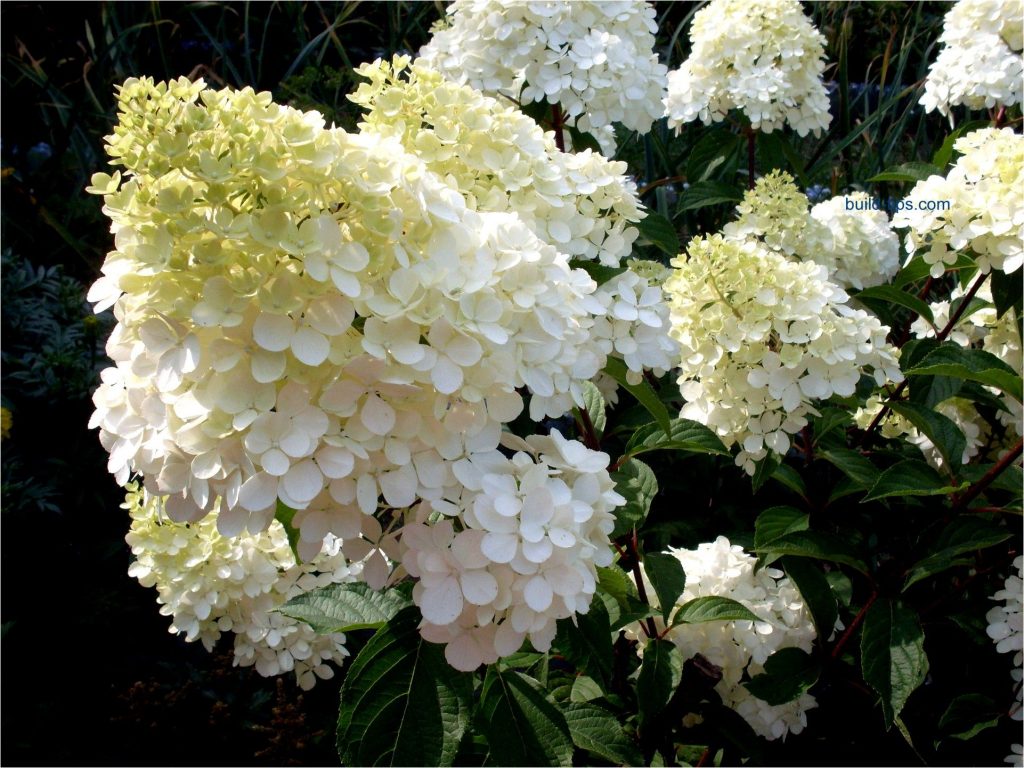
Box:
937;694;1002;741
563;703;643;765
754;506;809;550
931;120;991;169
867;162;941;183
577;380;607;438
603;356;672;436
820;448;878;489
336;607;472;767
757;531;871;575
597;566;656;631
687;129;742;182
275;500;301;560
903;516;1013;591
554;597;613;687
813;408;853;444
644;552;687;622
905;344;1023;403
894;251;975;288
566;124;602;154
863;460;964;502
623;418;730;459
744;647;821;705
636;211;680;257
990;268;1023;320
672;596;759;625
609;458;658;537
278;582;412;634
569;676;603;703
479;669;574;767
757;132;809;187
637;639;682;722
751;452;781;494
860;598;928;729
770;462;809;498
888;402;966;475
826;570;854;608
854;285;935;328
783;557;839;641
677;180;745;211
569;258;627;286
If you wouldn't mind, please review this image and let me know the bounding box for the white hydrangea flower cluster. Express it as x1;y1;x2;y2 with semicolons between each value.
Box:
401;430;620;671
920;0;1023;119
591;268;679;385
418;0;668;141
802;193;902;291
986;556;1023;736
349;57;644;268
88;73;650;667
893;127;1024;277
725;172;902;290
664;0;832;136
664;234;903;474
350;59;675;401
628;537;818;741
123;484;358;690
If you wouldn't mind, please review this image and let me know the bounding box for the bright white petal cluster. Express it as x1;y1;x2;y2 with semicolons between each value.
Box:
725;172;901;290
893;127;1024;276
986;556;1023;725
921;0;1023;119
664;234;902;474
628;537;818;741
123;484;357;690
418;0;667;139
87;72;652;668
664;0;831;136
350;57;643;267
802;193;902;290
592;266;679;385
401;431;621;671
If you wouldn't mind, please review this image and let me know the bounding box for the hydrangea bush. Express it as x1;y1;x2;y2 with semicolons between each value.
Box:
84;1;1023;765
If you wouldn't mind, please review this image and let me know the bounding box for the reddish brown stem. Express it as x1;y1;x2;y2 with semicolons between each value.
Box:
637;175;687;198
860;272;989;445
951;438;1023;512
551;103;566;153
746;127;756;189
631;530;659;639
577;405;601;451
831;590;878;660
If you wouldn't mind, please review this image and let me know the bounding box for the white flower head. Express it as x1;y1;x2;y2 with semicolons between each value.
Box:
419;0;668;141
921;0;1023;120
665;0;832;136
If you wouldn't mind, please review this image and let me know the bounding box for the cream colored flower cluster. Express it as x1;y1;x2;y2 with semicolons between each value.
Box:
401;431;620;670
664;0;831;136
986;556;1023;758
894;127;1024;277
124;484;358;689
664;234;902;474
628;537;818;741
921;0;1023;119
349;59;676;401
87;73;657;668
725;172;901;290
349;58;643;268
418;0;667;142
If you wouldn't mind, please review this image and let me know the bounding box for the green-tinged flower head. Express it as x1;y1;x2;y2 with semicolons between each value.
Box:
665;234;902;474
